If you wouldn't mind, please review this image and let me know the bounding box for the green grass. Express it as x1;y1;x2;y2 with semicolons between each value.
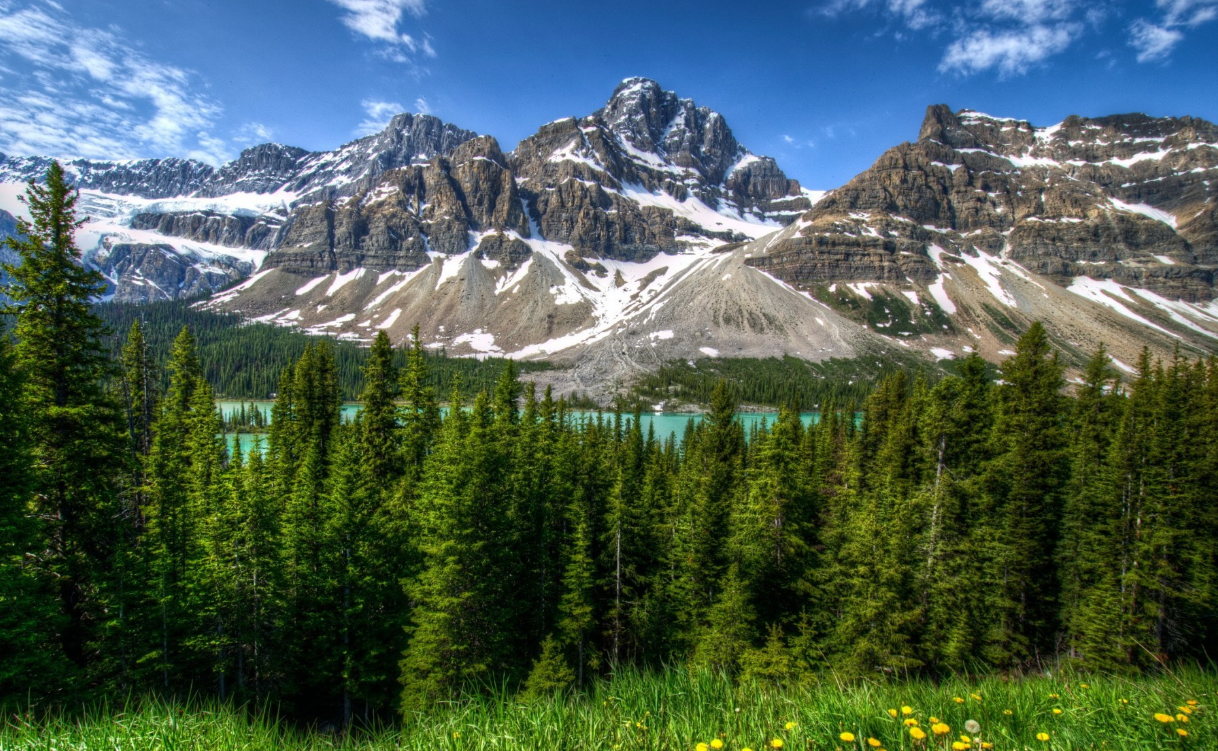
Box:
5;668;1214;750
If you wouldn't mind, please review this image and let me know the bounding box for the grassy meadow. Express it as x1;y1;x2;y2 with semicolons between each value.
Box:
4;668;1214;751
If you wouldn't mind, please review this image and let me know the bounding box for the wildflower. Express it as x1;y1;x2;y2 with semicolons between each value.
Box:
1154;713;1176;723
982;744;994;749
453;731;460;739
929;717;940;725
959;735;972;743
1179;706;1193;715
1187;700;1198;706
1178;729;1189;738
904;719;919;727
743;748;753;751
1052;708;1062;715
1177;714;1189;723
932;723;950;736
1120;699;1129;705
1003;710;1013;716
965;720;981;735
910;728;927;740
786;722;797;731
970;693;982;702
712;740;725;749
1049;693;1060;699
770;739;784;749
1036;732;1050;742
840;733;856;742
887;709;898;718
954;697;965;704
697;743;709;751
868;739;882;748
952;743;969;751
902;706;913;716
1080;683;1090;689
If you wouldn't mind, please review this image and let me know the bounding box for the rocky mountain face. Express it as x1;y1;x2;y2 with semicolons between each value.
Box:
4;89;1218;393
745;105;1218;369
0;112;481;302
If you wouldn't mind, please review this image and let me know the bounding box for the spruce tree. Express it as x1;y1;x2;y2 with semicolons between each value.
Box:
1;161;125;669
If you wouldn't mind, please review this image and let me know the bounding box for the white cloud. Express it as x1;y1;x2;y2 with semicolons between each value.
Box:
414;96;432;114
1128;19;1185;61
357;99;404;134
1158;0;1218;26
782;134;796;144
0;1;235;164
1129;0;1217;63
821;0;938;29
327;0;436;62
940;23;1079;76
819;0;1112;76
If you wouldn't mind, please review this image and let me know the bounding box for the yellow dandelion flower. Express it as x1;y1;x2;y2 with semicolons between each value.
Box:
1187;700;1199;706
697;743;709;751
1053;708;1062;715
1178;729;1189;738
840;732;856;743
954;697;965;704
1177;714;1190;723
743;748;754;751
904;719;919;727
1036;732;1050;742
1049;693;1060;699
868;739;882;748
712;740;725;749
932;723;951;736
971;693;982;701
910;727;927;740
887;709;899;718
1081;683;1090;689
982;744;994;749
902;706;914;716
785;722;797;731
1179;706;1193;715
453;731;460;739
952;743;969;751
1120;699;1129;705
1003;709;1013;716
1154;713;1176;723
929;717;940;725
770;739;784;749
960;735;971;743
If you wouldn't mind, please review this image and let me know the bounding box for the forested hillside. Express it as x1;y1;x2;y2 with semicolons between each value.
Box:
2;165;1217;728
95;299;550;401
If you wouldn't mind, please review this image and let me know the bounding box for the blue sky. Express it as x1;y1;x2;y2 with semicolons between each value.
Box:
0;0;1215;189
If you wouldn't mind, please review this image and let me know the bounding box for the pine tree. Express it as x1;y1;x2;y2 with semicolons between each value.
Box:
0;335;72;698
980;323;1068;668
1057;345;1126;669
1;161;126;670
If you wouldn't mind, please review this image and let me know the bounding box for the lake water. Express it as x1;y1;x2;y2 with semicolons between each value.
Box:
217;400;821;456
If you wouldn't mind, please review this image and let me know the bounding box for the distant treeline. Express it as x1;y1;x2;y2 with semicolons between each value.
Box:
631;354;957;410
94;298;550;401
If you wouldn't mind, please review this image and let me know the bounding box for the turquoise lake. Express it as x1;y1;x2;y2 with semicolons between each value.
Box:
217;401;821;456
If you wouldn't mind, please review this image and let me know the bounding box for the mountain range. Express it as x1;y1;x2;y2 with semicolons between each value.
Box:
1;78;1215;397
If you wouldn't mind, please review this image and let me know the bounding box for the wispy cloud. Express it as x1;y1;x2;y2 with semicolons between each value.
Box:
357;99;404;135
326;0;437;63
940;23;1079;76
817;0;1207;75
1129;0;1217;62
0;0;241;164
413;96;432;114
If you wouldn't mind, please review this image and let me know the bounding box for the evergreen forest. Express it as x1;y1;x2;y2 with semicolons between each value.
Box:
2;164;1217;739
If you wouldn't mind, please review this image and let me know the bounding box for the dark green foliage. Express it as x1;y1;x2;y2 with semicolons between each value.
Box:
630;354;944;411
2;167;1217;722
94;298;549;400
